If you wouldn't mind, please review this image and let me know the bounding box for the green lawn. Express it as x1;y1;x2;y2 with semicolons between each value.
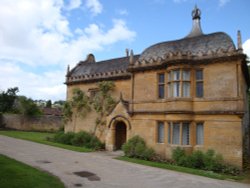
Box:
116;156;246;181
0;154;65;188
0;130;92;152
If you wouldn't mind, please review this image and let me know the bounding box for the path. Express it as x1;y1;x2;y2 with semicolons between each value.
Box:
0;135;248;188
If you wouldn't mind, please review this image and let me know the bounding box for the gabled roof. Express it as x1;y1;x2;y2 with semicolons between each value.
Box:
70;56;139;77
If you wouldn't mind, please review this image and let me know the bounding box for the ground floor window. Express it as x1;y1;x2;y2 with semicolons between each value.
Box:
157;121;164;143
196;122;204;145
168;122;190;145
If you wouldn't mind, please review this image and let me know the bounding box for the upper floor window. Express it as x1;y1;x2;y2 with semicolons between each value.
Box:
158;73;165;99
157;121;165;143
195;70;203;98
168;69;190;98
88;88;99;99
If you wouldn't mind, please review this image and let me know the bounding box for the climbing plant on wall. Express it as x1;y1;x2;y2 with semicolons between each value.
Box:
91;81;116;135
63;88;91;132
63;81;116;134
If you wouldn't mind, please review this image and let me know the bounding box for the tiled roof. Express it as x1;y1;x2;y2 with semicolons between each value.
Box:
42;107;62;116
139;32;236;62
70;55;139;77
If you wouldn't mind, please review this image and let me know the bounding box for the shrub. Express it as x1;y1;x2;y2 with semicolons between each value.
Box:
52;131;104;150
171;147;241;176
172;147;186;165
122;135;155;160
85;136;104;150
71;131;92;146
53;131;75;145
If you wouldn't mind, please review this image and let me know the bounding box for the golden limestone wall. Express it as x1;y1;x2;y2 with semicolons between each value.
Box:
66;59;246;168
129;60;245;168
128;114;242;167
65;79;131;141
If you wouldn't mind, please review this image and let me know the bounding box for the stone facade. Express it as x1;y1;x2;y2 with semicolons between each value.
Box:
65;7;249;168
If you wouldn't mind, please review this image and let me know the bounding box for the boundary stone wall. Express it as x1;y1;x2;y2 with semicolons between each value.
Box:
1;114;62;132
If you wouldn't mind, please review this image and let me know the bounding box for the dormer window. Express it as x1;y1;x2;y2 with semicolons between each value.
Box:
167;69;191;98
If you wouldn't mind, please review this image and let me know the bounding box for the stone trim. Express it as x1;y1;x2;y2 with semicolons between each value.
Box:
66;74;131;85
108;115;131;130
129;110;244;116
128;53;244;73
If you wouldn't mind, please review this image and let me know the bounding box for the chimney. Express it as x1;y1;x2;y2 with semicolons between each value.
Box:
86;53;95;63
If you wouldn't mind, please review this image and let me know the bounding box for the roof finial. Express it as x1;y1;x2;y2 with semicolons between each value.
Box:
186;5;203;38
125;48;129;57
67;65;70;74
192;4;201;20
237;30;243;53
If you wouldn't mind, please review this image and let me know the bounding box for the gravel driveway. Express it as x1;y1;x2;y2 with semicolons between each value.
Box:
0;135;248;188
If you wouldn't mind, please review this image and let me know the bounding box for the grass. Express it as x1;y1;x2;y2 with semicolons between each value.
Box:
0;130;92;152
116;156;246;181
0;154;65;188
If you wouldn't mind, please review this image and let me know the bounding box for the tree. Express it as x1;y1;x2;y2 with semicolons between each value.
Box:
63;81;116;134
63;88;91;132
92;81;116;135
17;96;42;117
53;100;65;108
46;100;52;108
0;87;19;113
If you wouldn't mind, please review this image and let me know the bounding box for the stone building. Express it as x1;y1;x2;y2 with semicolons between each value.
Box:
65;7;249;168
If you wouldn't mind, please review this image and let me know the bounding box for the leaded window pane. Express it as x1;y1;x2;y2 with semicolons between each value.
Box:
196;82;203;97
173;70;180;81
158;85;165;99
182;70;190;81
158;122;164;143
167;83;172;97
183;82;190;97
159;74;165;83
168;123;171;144
196;123;204;145
182;123;190;145
196;70;203;80
173;82;180;97
173;123;180;144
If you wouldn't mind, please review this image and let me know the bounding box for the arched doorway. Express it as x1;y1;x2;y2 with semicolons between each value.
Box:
115;121;127;150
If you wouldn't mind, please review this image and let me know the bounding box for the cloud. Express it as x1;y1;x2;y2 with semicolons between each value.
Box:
0;0;136;101
117;9;129;16
172;0;230;7
243;39;250;59
0;61;66;101
218;0;230;7
172;0;188;3
65;0;82;10
85;0;103;16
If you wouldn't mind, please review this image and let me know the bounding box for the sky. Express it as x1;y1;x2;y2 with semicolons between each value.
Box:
0;0;250;102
